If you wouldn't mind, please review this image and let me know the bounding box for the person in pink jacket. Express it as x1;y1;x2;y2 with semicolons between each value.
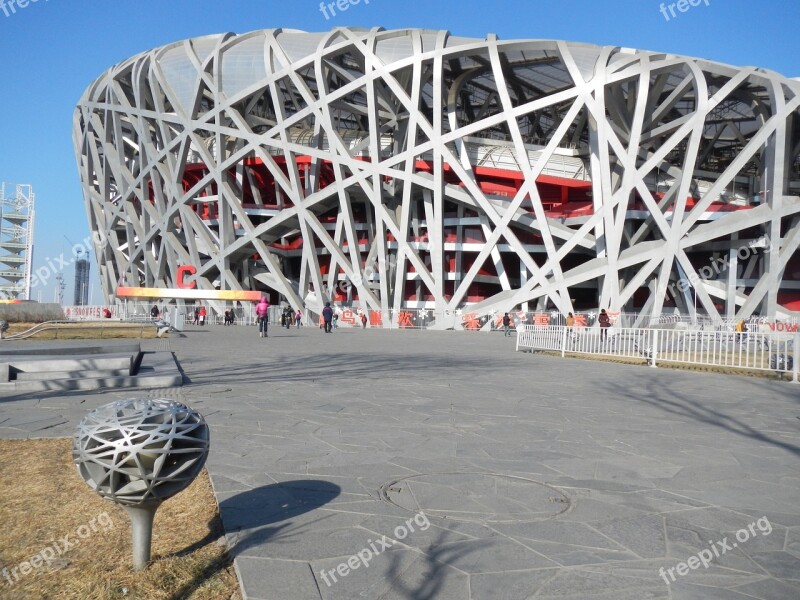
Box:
256;297;270;338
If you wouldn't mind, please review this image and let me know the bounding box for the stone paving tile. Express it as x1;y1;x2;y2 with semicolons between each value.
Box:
491;520;626;550
514;540;638;566
2;326;799;598
589;514;665;555
748;551;800;579
0;414;69;431
469;569;561;600
732;576;800;600
530;569;667;598
667;581;765;599
235;557;320;600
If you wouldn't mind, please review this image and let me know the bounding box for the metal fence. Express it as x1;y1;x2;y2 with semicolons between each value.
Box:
516;324;799;382
63;303;799;335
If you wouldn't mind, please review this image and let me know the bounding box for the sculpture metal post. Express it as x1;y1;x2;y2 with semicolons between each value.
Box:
73;398;210;570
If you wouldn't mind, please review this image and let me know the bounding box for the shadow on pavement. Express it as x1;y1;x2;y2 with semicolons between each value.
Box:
603;375;800;457
384;530;491;599
167;480;340;599
183;352;496;387
220;479;341;556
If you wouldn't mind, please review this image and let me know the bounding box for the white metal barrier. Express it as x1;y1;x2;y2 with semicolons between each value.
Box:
62;302;799;337
516;325;799;382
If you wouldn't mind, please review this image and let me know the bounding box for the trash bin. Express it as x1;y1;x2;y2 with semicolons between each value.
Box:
172;311;185;332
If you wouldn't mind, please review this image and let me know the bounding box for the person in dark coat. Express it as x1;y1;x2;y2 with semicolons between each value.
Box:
502;313;511;337
598;309;611;341
322;302;333;333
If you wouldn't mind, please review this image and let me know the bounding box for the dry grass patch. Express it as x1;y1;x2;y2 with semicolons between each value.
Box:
6;322;159;340
534;350;792;380
0;438;239;600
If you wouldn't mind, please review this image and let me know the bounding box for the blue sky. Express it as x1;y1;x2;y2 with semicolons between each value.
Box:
1;0;797;304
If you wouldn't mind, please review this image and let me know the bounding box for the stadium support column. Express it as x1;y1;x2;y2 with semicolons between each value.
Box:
520;262;528;313
763;81;787;318
430;31;447;316
455;204;464;297
587;113;609;309
726;244;738;319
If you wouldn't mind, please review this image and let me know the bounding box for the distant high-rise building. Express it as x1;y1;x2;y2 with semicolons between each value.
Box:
0;183;35;300
74;257;90;305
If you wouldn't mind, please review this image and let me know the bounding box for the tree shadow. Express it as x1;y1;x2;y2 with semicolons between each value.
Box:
383;528;491;600
0;386;96;404
180;351;501;389
602;374;800;457
167;479;340;600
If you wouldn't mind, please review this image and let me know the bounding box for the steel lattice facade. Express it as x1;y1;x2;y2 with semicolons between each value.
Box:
73;28;800;326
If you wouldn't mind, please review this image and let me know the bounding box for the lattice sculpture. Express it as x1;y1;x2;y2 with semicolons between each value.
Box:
73;398;210;570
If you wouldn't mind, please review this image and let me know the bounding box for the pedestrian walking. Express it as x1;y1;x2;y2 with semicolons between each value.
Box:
295;309;302;327
256;297;270;337
360;312;367;329
199;306;207;326
193;306;199;325
565;312;577;346
502;312;511;337
735;319;748;343
322;302;333;333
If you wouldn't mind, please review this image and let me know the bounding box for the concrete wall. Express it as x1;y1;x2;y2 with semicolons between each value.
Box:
0;303;65;323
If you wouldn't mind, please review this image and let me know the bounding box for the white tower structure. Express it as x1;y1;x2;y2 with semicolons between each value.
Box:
0;183;35;300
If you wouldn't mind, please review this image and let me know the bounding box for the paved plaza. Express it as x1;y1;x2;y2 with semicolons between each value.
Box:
1;325;799;599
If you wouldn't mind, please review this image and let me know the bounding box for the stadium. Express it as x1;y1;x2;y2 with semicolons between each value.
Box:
73;27;800;328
